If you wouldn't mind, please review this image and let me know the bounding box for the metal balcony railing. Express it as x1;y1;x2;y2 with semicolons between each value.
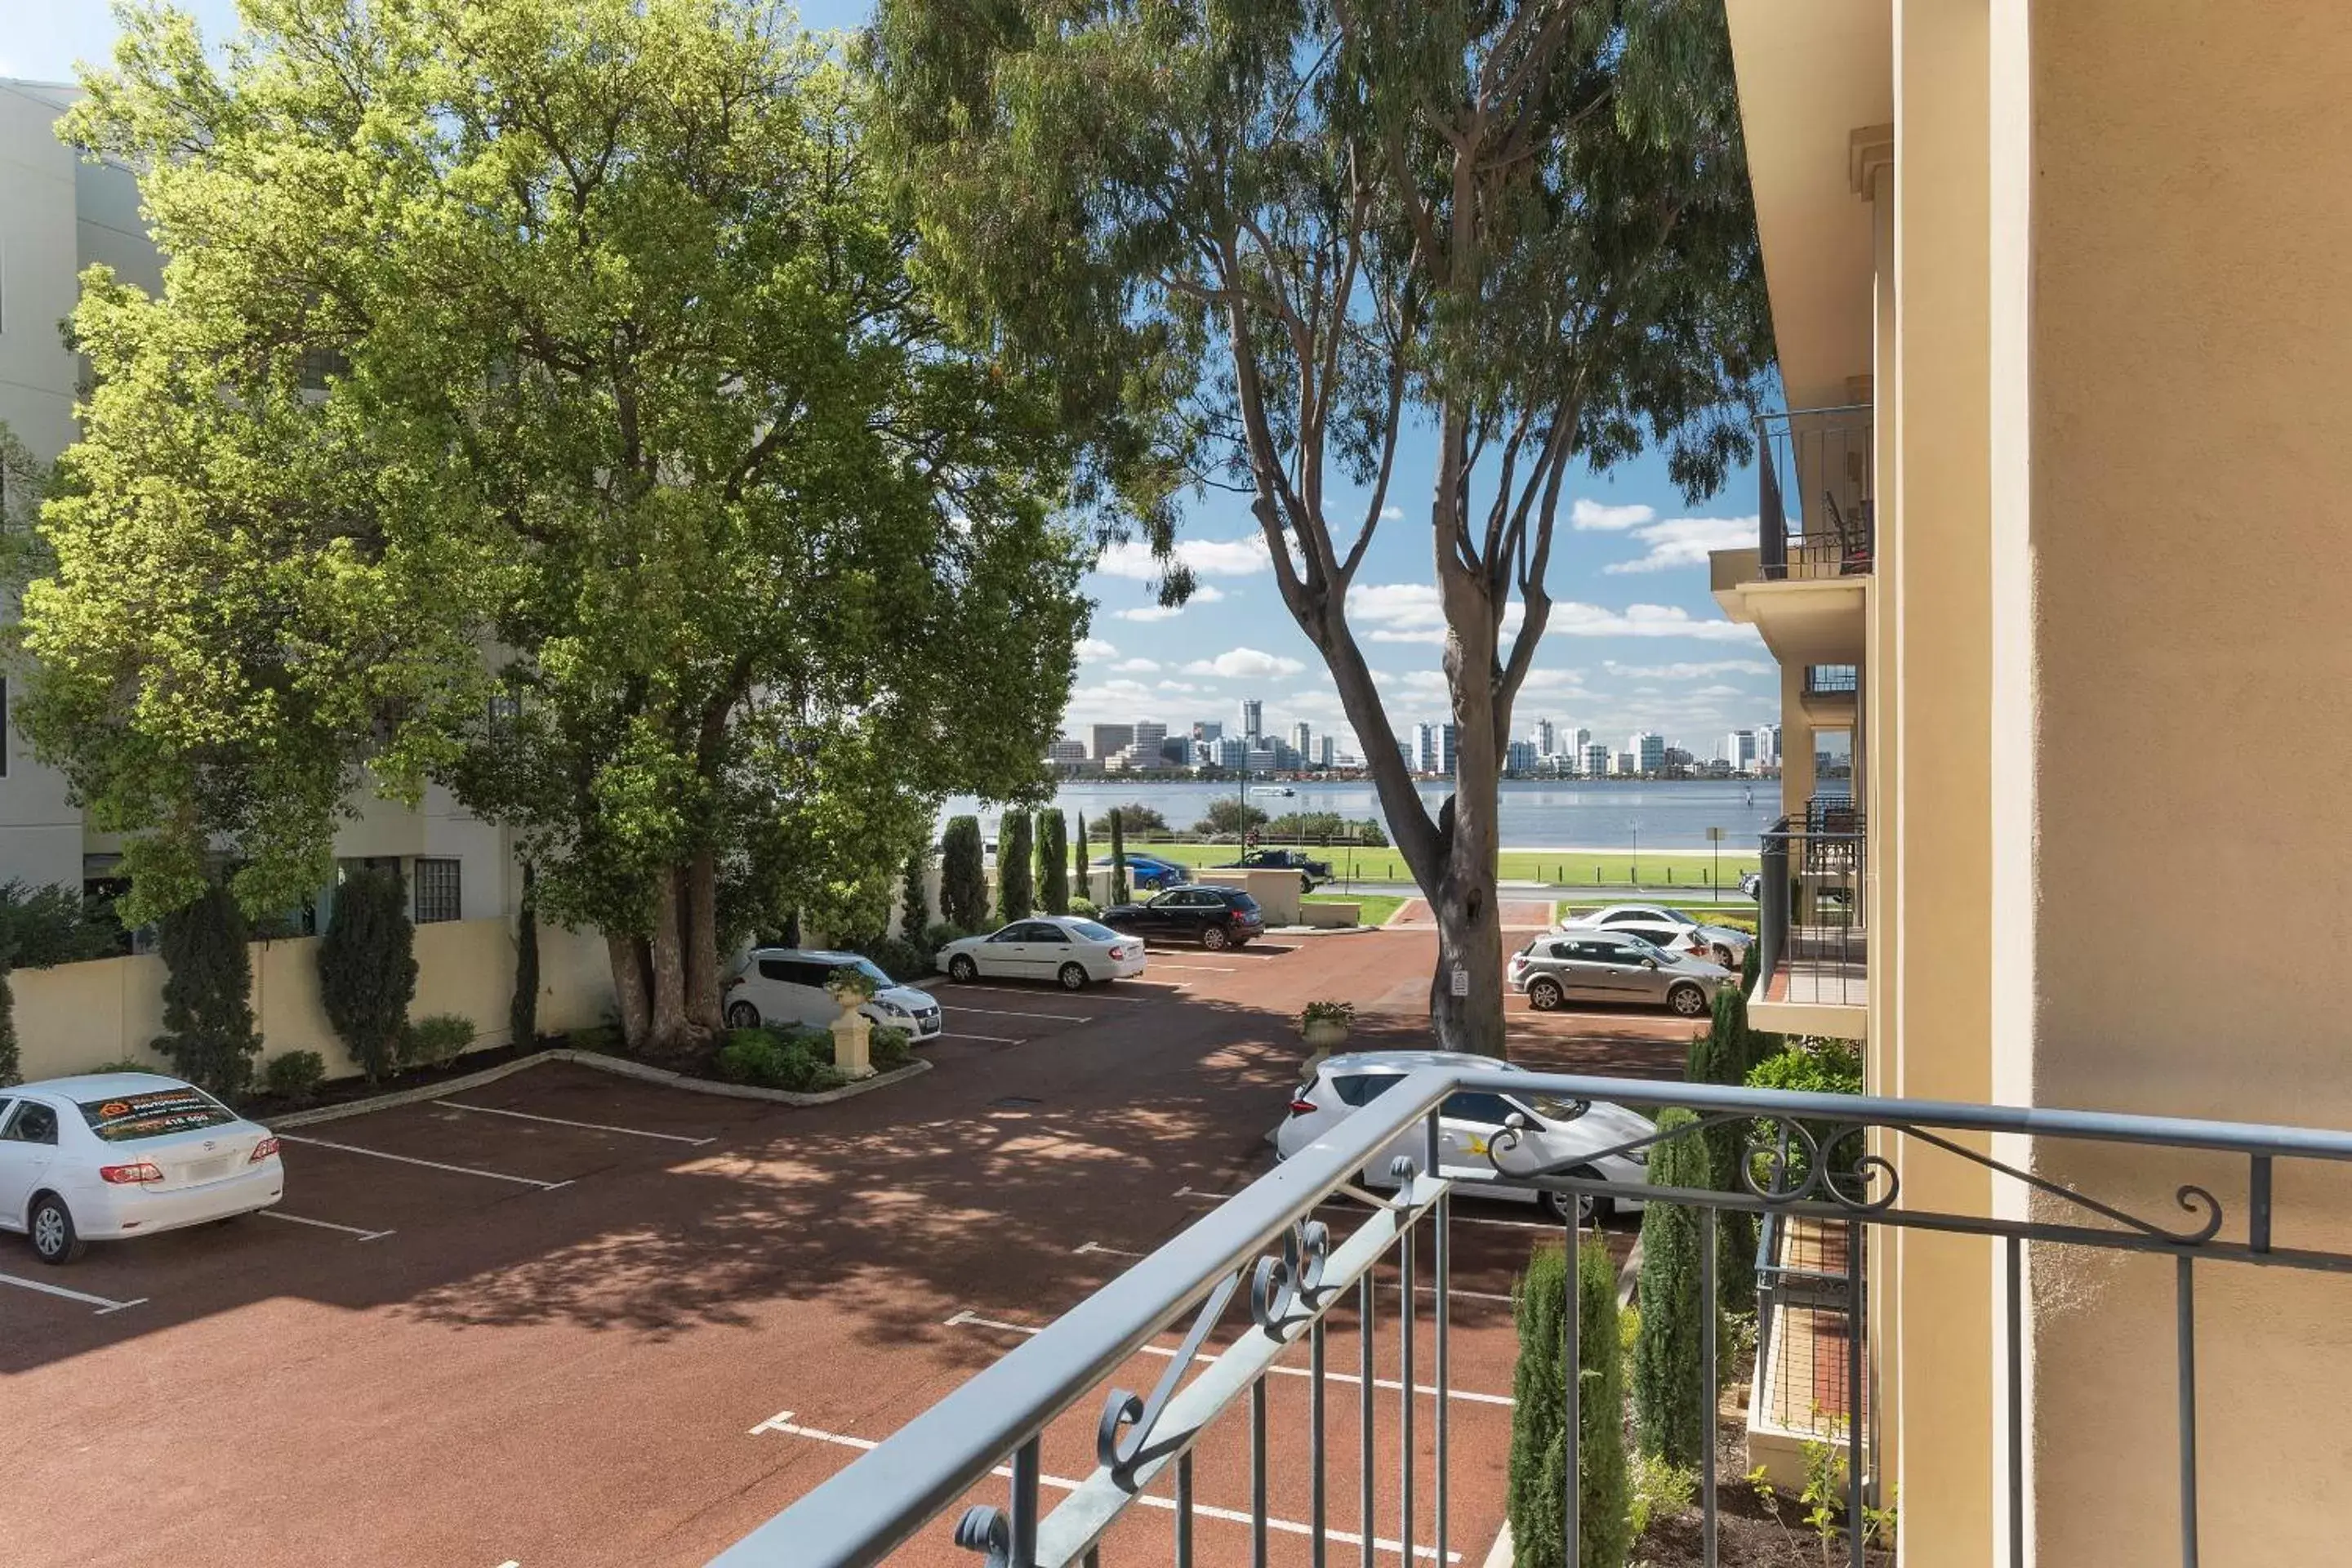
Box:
1805;664;1860;697
1757;407;1874;581
1756;799;1867;1009
706;1064;2352;1568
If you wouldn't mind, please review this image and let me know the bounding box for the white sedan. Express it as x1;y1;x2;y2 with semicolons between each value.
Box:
1559;902;1754;969
0;1072;283;1264
937;916;1149;991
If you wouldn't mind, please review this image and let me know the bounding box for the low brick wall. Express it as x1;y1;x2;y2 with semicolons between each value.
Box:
1298;901;1361;929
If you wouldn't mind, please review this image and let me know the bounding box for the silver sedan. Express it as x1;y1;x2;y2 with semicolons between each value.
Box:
1508;931;1737;1018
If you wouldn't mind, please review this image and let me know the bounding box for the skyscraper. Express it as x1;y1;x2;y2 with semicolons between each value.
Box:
1132;720;1168;758
1290;721;1311;759
1632;732;1666;773
1413;723;1437;773
1317;734;1335;768
1240;698;1263;740
1533;718;1557;756
1726;728;1758;772
1192;719;1223;745
1506;739;1538;774
1089;723;1135;760
1581;742;1610;777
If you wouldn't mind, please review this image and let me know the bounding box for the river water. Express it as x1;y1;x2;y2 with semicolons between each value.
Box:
938;777;1795;849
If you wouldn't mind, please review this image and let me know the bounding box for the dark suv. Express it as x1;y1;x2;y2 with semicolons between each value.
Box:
1100;886;1267;950
1211;847;1334;890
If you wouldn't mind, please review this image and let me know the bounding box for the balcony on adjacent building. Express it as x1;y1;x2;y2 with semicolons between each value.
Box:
1753;795;1869;1038
1712;405;1875;668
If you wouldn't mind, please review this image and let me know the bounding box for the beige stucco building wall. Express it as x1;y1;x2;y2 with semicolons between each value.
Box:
1724;0;2352;1561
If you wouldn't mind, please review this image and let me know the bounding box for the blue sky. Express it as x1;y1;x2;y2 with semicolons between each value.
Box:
8;0;1776;763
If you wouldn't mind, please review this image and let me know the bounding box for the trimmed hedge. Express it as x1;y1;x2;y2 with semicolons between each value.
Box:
1508;1237;1632;1568
1633;1107;1709;1466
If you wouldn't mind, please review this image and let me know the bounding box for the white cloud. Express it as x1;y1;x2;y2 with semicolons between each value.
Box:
1155;679;1203;693
1181;647;1307;679
1603;658;1775;680
1379;505;1405;521
1347;581;1530;645
1094;535;1270;580
1076;637;1118;660
1571;498;1657;532
1602;514;1758;574
1111;585;1227;621
1548;602;1761;642
1692;684;1744;697
1110;657;1160;673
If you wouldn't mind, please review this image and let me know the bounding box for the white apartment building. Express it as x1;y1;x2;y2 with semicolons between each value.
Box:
1579;741;1609;777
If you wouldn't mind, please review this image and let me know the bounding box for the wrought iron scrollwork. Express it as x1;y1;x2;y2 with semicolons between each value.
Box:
952;1505;1011;1567
1250;1219;1330;1331
1097;1267;1243;1476
1900;1125;2225;1245
1741;1120;1900;1214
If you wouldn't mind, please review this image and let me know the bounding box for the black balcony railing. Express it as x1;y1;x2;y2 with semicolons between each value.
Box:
1756;798;1867;1009
1758;407;1874;581
1805;664;1860;697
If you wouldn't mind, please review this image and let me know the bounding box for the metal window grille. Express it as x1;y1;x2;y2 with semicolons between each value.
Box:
412;858;461;924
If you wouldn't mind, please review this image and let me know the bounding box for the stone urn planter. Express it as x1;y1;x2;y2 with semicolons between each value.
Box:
1299;1001;1354;1067
825;964;880;1080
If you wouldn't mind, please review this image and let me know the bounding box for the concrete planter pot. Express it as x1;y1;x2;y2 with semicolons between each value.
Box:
1301;1018;1351;1054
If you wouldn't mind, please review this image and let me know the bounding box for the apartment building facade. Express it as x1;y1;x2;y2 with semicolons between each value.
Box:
1713;2;2352;1559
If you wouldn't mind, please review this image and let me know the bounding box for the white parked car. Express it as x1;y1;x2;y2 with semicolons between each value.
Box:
0;1073;283;1264
1558;902;1754;969
724;949;945;1041
1272;1050;1654;1220
936;916;1148;991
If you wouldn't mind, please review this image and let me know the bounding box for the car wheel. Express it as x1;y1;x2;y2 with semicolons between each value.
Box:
948;954;979;983
1058;962;1090;991
1713;943;1737;967
1539;1184;1613;1227
29;1193;84;1265
1528;977;1565;1011
725;1000;762;1029
1668;982;1708;1018
1200;924;1230;951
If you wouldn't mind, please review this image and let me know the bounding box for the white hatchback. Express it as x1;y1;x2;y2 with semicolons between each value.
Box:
1272;1050;1654;1220
0;1073;283;1264
724;950;946;1041
936;917;1148;991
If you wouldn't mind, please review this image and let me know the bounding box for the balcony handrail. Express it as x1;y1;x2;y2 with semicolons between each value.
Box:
1756;403;1875;581
711;1061;2352;1568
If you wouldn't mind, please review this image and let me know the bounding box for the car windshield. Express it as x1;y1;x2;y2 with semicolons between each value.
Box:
1523;1094;1642;1128
844;958;893;987
78;1086;238;1143
1070;920;1121;943
1624;936;1674;961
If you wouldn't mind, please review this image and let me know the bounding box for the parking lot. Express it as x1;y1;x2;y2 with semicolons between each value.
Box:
0;929;1699;1568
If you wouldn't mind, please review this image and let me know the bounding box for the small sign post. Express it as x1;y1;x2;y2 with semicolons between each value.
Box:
1450;965;1468;998
1707;826;1726;904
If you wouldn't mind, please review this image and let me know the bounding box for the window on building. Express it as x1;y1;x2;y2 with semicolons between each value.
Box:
412;858;461;924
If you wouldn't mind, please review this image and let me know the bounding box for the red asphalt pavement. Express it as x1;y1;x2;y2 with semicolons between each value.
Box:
0;929;1696;1568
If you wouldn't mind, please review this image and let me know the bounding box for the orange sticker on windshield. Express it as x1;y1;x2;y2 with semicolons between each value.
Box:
100;1101;130;1117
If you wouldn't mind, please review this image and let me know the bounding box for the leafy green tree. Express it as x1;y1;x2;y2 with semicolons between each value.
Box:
1634;1109;1710;1466
998;813;1035;921
1106;809;1130;904
941;817;989;931
1037;811;1069;914
510;861;540;1050
899;847;931;938
318;866;417;1081
0;881;118;1086
1110;802;1167;833
34;0;1089;1055
1509;1238;1632;1568
1689;991;1757;1311
1196;797;1270;836
154;884;262;1095
866;1;1770;1057
1072;813;1091;902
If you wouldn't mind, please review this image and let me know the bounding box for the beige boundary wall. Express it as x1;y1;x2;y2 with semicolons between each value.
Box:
15;918;617;1084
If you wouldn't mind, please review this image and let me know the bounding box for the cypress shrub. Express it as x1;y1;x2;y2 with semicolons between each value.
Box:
1508;1238;1633;1568
1072;812;1090;902
900;848;930;936
510;861;540;1050
1740;933;1760;994
1037;811;1069;914
1107;808;1130;904
318;866;418;1081
999;813;1035;921
155;884;263;1096
941;816;989;930
1688;991;1757;1312
0;971;17;1089
1633;1108;1709;1466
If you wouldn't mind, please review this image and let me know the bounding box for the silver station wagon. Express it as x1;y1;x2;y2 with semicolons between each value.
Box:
1507;930;1738;1018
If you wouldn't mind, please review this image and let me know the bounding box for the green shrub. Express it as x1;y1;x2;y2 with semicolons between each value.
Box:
1744;1038;1866;1188
265;1050;328;1102
856;936;931;983
154;884;264;1097
318;866;416;1081
1634;1107;1708;1466
1038;811;1069;914
1069;896;1100;919
940;816;989;931
715;1027;847;1093
402;1013;476;1069
1629;1452;1698;1538
510;861;539;1049
900;847;931;937
1740;934;1760;993
0;880;123;1086
1508;1238;1631;1568
998;813;1035;920
1072;812;1090;901
1689;991;1757;1312
567;1023;624;1055
869;1024;912;1072
1111;801;1168;832
921;921;971;956
1195;795;1269;835
91;1057;158;1074
1106;809;1130;903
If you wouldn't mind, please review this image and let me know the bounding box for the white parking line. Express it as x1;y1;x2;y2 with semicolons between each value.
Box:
258;1210;394;1242
0;1271;145;1315
1073;1239;1145;1259
278;1134;569;1189
943;1004;1094;1023
749;1410;1459;1561
434;1099;717;1146
946;1310;1512;1407
1143;963;1237;973
952;1031;1029;1045
947;983;1156;1004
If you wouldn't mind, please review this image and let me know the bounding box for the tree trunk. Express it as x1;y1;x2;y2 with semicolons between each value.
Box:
645;871;691;1053
605;930;652;1049
1431;559;1510;1058
682;853;724;1033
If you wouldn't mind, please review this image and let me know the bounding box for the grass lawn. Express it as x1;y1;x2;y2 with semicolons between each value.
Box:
1302;892;1407;927
1144;840;1759;890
